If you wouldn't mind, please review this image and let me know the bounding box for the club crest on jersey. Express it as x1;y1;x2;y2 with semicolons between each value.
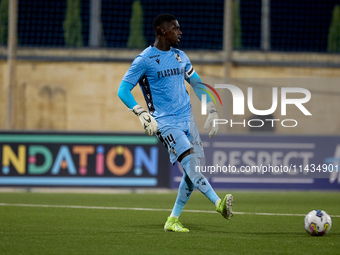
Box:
175;53;181;63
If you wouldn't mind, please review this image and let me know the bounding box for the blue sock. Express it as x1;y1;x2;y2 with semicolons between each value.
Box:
182;155;219;205
170;170;194;218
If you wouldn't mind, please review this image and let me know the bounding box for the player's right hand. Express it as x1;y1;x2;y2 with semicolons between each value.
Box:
132;105;158;136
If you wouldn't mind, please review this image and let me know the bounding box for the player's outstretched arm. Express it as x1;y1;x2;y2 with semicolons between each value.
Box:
186;71;219;138
118;80;158;136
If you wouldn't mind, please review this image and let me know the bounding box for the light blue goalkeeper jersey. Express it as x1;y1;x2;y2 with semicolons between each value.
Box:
123;45;195;128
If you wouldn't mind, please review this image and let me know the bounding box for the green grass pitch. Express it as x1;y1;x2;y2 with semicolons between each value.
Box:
0;190;339;255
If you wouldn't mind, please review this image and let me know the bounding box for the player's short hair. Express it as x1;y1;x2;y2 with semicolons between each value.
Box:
152;14;177;31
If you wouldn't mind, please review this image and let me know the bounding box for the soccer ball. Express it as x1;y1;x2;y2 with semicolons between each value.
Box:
304;210;332;236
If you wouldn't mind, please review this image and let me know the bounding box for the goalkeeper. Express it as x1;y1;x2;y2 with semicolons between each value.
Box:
118;13;233;232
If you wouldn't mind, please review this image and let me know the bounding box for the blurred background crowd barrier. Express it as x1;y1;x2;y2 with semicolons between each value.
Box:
2;0;340;52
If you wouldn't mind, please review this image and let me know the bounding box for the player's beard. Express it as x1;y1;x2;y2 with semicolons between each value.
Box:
171;40;179;48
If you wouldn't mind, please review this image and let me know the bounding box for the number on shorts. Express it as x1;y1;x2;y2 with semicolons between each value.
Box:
164;134;176;146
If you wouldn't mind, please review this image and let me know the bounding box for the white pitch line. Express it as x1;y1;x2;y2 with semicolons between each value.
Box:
0;203;339;218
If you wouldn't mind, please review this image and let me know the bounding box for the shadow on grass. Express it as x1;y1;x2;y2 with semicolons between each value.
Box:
133;223;340;237
235;232;307;236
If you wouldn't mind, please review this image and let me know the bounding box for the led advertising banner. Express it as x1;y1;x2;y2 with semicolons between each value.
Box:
171;135;340;190
0;132;169;187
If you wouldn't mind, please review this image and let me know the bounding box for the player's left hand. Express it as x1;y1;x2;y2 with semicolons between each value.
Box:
204;102;219;138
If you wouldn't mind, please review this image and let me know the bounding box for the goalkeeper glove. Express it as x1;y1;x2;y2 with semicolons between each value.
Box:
203;102;219;138
132;105;158;136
